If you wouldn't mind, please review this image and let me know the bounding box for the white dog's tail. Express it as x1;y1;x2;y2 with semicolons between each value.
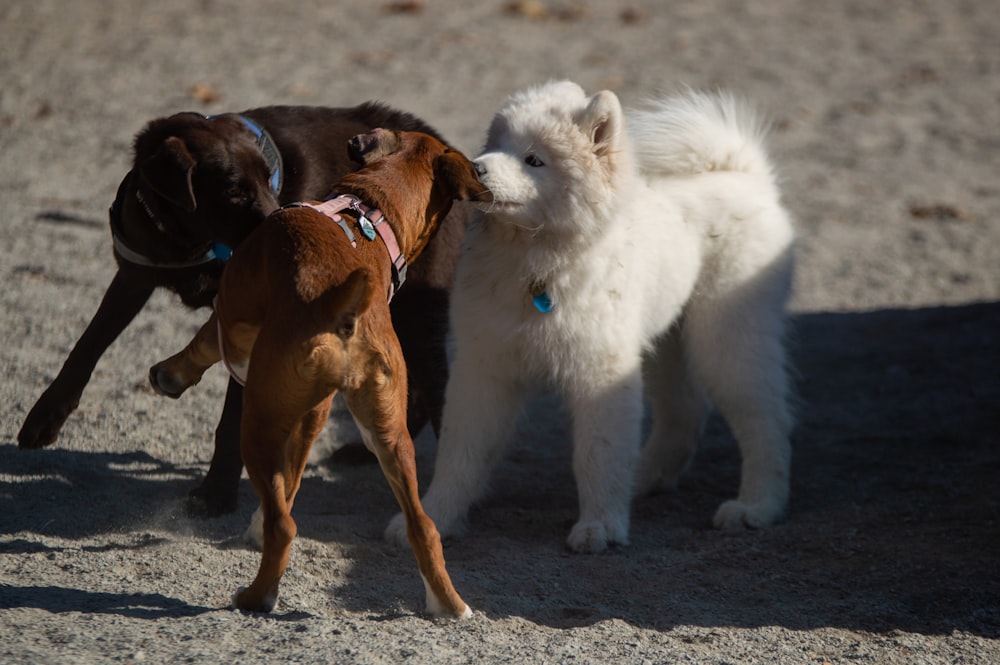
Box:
628;89;774;180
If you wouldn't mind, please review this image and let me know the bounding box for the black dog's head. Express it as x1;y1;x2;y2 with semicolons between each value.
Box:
111;112;281;306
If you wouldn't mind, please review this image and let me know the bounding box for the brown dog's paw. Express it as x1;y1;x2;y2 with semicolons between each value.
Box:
232;586;278;614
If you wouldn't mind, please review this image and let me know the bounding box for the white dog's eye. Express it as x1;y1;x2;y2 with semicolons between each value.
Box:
524;154;544;167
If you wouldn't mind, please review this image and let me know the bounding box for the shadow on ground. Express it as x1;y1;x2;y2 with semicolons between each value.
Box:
3;303;998;636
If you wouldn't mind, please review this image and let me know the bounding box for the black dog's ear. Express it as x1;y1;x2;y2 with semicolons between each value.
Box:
348;128;402;166
434;150;493;202
139;137;197;212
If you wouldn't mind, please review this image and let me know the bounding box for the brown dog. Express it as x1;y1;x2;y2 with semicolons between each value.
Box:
17;103;468;517
148;129;490;616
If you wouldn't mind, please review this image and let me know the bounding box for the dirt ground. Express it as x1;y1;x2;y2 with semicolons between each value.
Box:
2;1;998;663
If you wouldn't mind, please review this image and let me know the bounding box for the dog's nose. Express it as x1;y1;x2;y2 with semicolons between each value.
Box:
474;161;488;177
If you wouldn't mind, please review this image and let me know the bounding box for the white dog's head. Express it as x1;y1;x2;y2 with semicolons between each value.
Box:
473;80;631;238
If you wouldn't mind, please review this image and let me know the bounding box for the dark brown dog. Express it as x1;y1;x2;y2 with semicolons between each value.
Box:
149;129;489;615
17;103;467;516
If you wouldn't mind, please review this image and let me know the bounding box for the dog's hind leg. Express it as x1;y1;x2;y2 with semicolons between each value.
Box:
635;327;709;496
384;350;523;548
346;335;470;619
234;391;334;613
149;313;223;398
683;291;793;531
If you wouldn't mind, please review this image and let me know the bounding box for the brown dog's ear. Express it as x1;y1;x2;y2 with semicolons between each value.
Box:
434;150;493;202
138;136;197;212
348;128;402;166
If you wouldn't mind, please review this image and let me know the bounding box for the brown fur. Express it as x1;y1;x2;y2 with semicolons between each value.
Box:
149;130;490;616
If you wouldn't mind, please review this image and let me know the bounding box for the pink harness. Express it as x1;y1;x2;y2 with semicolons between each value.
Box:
216;194;407;387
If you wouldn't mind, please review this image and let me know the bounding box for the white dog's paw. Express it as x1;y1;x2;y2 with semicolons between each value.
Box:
566;518;629;554
243;505;264;550
712;499;784;531
384;512;410;549
384;502;466;549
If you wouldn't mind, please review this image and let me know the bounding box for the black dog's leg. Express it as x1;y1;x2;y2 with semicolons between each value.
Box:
186;376;244;516
392;284;450;440
18;270;154;449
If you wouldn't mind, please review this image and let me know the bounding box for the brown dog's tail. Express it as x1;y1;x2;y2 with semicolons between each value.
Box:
295;268;373;390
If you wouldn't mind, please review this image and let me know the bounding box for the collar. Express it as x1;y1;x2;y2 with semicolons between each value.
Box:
290;194;407;303
109;113;281;270
230;115;283;196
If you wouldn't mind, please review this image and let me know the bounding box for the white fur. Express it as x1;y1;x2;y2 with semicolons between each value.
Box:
422;575;472;619
244;504;264;550
386;81;795;552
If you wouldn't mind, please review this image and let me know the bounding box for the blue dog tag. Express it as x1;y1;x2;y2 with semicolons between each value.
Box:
211;242;233;261
529;279;553;313
532;291;554;313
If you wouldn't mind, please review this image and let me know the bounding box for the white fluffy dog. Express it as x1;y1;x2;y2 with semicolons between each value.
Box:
386;80;795;553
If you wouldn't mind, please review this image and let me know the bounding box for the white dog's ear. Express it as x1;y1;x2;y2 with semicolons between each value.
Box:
577;90;623;160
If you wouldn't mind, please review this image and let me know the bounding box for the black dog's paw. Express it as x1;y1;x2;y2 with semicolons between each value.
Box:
186;481;239;518
17;392;77;448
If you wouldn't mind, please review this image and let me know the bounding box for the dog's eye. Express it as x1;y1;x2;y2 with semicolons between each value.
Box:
524;154;544;167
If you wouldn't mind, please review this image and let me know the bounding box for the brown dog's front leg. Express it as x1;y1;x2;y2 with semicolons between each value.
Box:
18;270;154;449
149;314;222;398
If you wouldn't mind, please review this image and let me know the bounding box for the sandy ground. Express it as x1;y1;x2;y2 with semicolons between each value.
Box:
2;1;999;662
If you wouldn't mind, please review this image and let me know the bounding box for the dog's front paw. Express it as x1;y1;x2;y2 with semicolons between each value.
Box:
712;499;784;531
384;507;465;549
566;518;629;554
186;480;239;518
17;391;78;449
149;363;191;398
384;512;410;549
243;505;264;550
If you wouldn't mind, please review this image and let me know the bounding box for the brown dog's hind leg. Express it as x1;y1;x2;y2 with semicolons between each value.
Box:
149;313;223;398
233;353;335;613
386;432;471;619
346;339;470;619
